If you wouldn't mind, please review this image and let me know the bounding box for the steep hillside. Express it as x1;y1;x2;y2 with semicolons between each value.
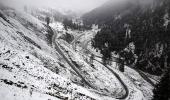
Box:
0;4;158;100
83;0;170;75
0;7;100;100
83;0;170;100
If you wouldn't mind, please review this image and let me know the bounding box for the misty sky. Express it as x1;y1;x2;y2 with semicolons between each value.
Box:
0;0;111;13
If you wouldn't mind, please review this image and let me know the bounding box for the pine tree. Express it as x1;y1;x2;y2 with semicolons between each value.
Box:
45;16;50;26
153;69;170;100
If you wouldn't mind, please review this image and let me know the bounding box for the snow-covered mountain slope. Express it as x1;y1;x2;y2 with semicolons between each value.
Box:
0;6;158;100
0;8;100;100
0;42;101;100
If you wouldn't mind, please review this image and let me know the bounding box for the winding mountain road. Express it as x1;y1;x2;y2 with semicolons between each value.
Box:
70;29;157;99
52;29;97;89
51;28;130;99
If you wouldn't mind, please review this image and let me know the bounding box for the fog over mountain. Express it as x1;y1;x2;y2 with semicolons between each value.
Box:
0;0;111;14
82;0;155;25
0;0;156;14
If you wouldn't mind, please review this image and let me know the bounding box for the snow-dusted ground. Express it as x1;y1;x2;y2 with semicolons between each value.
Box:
58;40;125;97
0;8;100;100
66;23;159;100
0;6;157;100
0;42;101;100
58;39;152;100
